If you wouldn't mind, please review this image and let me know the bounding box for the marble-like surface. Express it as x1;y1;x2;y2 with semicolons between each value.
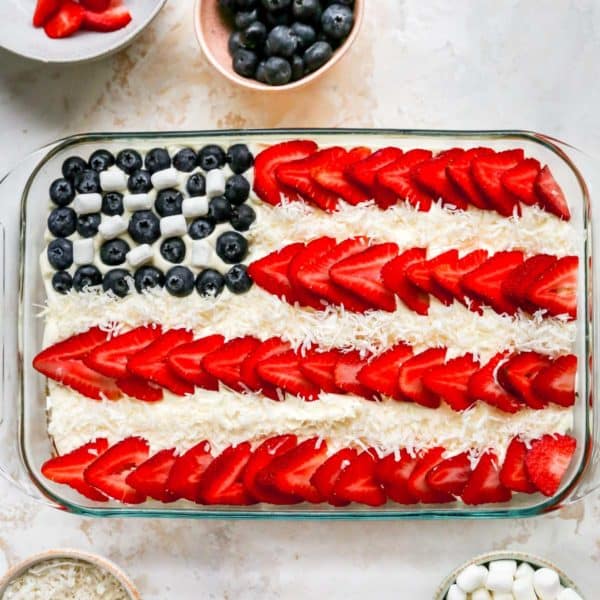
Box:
0;1;599;598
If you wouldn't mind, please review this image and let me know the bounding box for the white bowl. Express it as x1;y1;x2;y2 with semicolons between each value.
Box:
0;0;167;64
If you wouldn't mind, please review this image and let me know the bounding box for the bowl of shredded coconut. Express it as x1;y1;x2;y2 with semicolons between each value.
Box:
0;550;140;600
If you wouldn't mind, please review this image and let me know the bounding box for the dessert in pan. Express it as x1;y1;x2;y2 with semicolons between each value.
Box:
34;137;579;508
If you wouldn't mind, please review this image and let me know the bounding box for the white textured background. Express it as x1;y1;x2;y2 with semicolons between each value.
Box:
0;1;599;598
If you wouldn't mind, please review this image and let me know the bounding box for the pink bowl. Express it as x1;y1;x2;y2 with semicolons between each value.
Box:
194;0;365;91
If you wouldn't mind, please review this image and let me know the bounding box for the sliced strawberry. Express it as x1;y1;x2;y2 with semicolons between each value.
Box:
253;140;318;206
471;149;525;216
461;250;524;315
84;437;149;504
331;449;386;507
381;247;430;315
248;243;305;305
127;329;195;396
34;327;109;364
499;437;536;494
243;435;300;505
257;350;320;401
299;348;343;394
398;347;446;408
532;354;577;408
501;158;541;206
497;352;551;409
345;147;404;195
525;434;576;496
375;449;419;504
240;337;291;400
329;242;399;312
116;376;163;402
258;438;327;503
33;0;61;27
358;343;413;401
422;353;479;411
80;0;109;10
198;442;253;505
535;166;570;220
126;448;178;503
446;147;495;209
166;335;225;391
406;249;458;306
426;452;472;496
333;351;376;400
467;352;523;413
407;447;454;503
461;452;512;505
201;336;260;394
82;6;132;32
310;448;357;506
525;255;578;319
166;441;213;502
44;1;84;38
41;439;109;502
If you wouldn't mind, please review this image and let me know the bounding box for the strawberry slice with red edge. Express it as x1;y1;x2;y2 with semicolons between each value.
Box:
426;452;472;496
240;337;291;400
166;335;225;391
375;449;419;504
358;343;413;401
253;140;318;206
532;354;577;408
525;434;576;497
345;147;404;195
299;348;343;394
407;447;454;504
116;376;163;402
166;441;213;502
334;350;376;400
257;350;320;400
331;449;386;507
126;448;178;503
534;166;570;220
84;437;150;504
499;437;536;494
461;452;512;505
41;439;109;502
406;249;458;306
82;6;132;33
33;0;62;27
44;1;85;38
34;327;109;364
497;352;551;409
446;147;495;209
310;448;357;506
468;352;522;413
381;247;430;315
329;242;399;312
422;353;479;411
398;347;446;408
501;158;541;206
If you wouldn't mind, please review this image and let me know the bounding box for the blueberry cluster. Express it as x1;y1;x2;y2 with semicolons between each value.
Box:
220;0;355;86
46;144;256;299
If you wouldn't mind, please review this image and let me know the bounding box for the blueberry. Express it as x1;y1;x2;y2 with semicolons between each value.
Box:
89;149;115;172
209;196;233;223
196;269;226;298
48;207;76;237
225;264;253;294
303;40;333;73
134;266;165;292
229;31;246;55
198;145;227;171
233;48;259;78
235;8;258;29
236;0;257;8
293;0;322;23
266;25;298;57
261;0;292;11
49;178;75;207
52;271;73;294
291;22;317;50
226;144;254;174
231;204;257;231
116;149;143;175
242;21;267;49
144;148;171;174
102;192;124;216
128;210;161;244
291;54;305;80
100;239;130;266
219;0;237;11
128;169;153;194
189;218;216;240
321;3;353;39
75;169;101;194
77;213;101;238
173;148;197;172
103;269;133;298
155;188;183;217
186;173;206;197
256;61;268;83
73;265;102;291
62;156;88;182
264;8;292;27
225;174;251;205
47;238;73;270
160;237;186;264
165;266;195;297
216;231;249;264
264;56;292;85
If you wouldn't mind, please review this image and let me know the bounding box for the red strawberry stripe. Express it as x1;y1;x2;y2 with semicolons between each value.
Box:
300;348;343;394
167;335;225;390
332;449;386;507
333;351;375;400
126;448;178;503
398;348;447;408
499;437;536;494
240;337;291;400
422;353;479;411
532;354;577;408
166;441;213;502
375;450;419;504
345;147;404;194
407;447;455;503
426;452;472;496
358;343;412;401
535;166;570;220
310;448;357;506
462;452;512;505
501;158;541;206
257;349;320;401
446;147;495;209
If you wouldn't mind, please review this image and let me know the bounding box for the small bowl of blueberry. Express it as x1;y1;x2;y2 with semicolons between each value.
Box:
195;0;364;89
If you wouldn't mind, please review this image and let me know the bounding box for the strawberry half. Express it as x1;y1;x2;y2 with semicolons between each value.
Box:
422;353;479;411
426;452;472;496
375;449;419;504
257;350;321;401
398;347;446;408
41;439;109;502
499;437;536;494
82;6;132;33
240;337;291;400
331;449;386;507
532;354;577;408
461;452;512;505
358;343;413;401
446;147;495;209
534;166;570;220
310;448;357;506
299;348;343;394
525;434;576;497
80;0;109;9
126;448;178;503
407;447;454;504
84;437;150;504
166;441;213;502
253;140;317;206
116;376;163;403
329;242;399;312
34;327;109;364
44;1;85;38
345;147;403;196
166;335;225;391
406;249;458;306
497;352;551;409
501;158;541;206
333;350;376;400
33;0;61;27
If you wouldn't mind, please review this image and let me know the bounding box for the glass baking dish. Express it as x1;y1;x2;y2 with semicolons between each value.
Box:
0;128;597;519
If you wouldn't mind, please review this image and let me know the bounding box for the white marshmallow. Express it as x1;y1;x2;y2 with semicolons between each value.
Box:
151;167;179;190
100;169;127;192
73;193;102;215
515;563;536;580
486;569;514;593
182;196;209;218
489;560;518;578
456;565;489;593
445;584;466;600
471;589;492;600
191;240;213;268
98;215;128;239
124;193;152;211
492;594;514;600
557;588;583;600
533;568;561;600
160;214;187;237
126;244;153;268
513;575;537;600
73;239;94;265
206;169;226;198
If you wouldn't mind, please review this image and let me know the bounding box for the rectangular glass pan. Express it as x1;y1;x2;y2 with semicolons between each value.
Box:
1;129;598;519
